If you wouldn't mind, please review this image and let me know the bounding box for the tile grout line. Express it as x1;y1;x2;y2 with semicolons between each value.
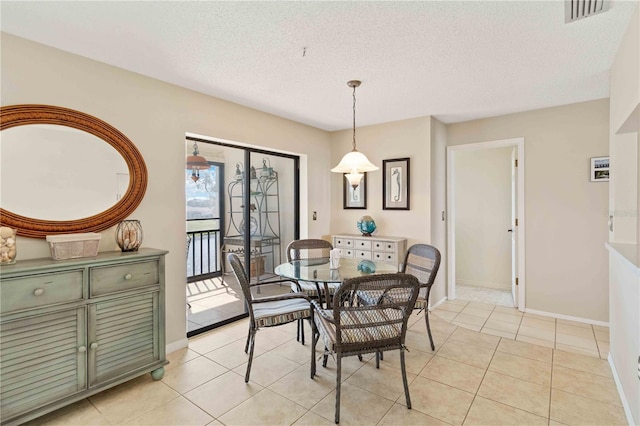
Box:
460;336;501;425
590;324;602;359
481;308;523;338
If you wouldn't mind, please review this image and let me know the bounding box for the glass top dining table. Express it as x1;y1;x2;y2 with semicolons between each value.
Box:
274;257;398;283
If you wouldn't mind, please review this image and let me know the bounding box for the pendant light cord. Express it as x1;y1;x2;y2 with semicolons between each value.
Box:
352;84;357;152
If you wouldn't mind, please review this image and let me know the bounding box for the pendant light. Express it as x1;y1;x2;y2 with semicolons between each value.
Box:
186;141;210;182
331;80;378;189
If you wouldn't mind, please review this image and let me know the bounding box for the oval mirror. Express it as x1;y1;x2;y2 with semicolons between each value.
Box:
0;105;147;238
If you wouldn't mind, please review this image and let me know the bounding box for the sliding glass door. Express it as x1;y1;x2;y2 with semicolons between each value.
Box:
186;138;299;337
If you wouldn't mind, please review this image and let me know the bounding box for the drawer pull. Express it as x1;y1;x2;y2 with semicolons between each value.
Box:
78;346;87;353
124;273;133;280
90;342;99;350
33;288;45;296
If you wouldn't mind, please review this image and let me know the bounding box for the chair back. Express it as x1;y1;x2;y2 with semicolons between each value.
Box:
332;273;420;351
227;253;256;321
286;239;333;262
402;244;441;295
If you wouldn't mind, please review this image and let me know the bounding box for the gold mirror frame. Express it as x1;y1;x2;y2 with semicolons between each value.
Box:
0;104;147;238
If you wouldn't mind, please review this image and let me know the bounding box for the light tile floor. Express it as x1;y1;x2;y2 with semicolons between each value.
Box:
187;275;288;333
187;276;244;332
455;285;514;307
27;305;625;426
431;299;610;359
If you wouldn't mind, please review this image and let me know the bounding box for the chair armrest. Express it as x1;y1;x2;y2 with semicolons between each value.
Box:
311;300;334;323
248;278;296;289
252;292;311;304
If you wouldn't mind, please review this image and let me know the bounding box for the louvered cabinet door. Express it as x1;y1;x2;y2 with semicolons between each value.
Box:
87;291;159;387
0;308;86;421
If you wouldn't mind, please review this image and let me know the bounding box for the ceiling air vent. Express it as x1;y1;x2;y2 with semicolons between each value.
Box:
565;0;609;23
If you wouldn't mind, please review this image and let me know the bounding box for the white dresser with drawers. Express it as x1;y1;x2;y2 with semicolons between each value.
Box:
332;234;407;269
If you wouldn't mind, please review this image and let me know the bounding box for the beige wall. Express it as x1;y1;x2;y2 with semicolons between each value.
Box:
455;147;512;290
329;117;432;247
448;99;610;321
1;33;332;349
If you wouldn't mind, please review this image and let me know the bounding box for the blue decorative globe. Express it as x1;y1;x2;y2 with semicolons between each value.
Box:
357;260;377;274
357;215;376;237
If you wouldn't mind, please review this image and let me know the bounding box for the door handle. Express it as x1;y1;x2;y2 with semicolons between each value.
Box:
507;229;513;233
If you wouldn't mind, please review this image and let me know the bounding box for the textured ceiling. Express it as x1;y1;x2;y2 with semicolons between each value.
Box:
1;1;637;131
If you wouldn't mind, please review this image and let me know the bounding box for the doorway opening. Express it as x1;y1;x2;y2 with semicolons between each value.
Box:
185;137;300;337
446;138;525;310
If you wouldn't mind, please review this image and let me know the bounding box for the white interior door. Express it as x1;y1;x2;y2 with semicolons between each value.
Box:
510;147;518;307
447;138;525;309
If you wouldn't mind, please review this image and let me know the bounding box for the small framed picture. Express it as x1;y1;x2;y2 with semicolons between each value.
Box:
343;173;367;209
383;158;410;210
590;156;609;182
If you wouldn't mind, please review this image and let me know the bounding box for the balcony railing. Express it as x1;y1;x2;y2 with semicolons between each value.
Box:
187;227;222;282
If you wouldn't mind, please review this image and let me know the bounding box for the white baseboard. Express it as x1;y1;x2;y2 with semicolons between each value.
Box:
525;308;609;327
166;338;189;355
430;297;447;311
608;354;636;426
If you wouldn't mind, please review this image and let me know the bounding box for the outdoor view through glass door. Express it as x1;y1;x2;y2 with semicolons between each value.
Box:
186;161;223;283
186;138;299;337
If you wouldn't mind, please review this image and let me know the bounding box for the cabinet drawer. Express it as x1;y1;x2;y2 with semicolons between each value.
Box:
354;239;372;250
372;240;396;252
334;238;353;248
1;270;84;313
355;250;372;260
90;260;159;297
373;252;396;264
341;249;354;258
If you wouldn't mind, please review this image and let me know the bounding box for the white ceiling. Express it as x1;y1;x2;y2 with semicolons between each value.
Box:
1;1;637;131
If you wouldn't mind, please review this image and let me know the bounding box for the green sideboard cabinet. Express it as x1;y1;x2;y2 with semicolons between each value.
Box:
0;248;168;425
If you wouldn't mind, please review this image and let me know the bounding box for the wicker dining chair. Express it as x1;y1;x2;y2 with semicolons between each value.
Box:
287;239;337;343
357;244;441;352
402;244;441;351
227;253;313;382
311;273;421;424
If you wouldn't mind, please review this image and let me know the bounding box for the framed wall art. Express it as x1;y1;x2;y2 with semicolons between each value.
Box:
343;173;367;209
590;156;609;182
383;157;410;210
